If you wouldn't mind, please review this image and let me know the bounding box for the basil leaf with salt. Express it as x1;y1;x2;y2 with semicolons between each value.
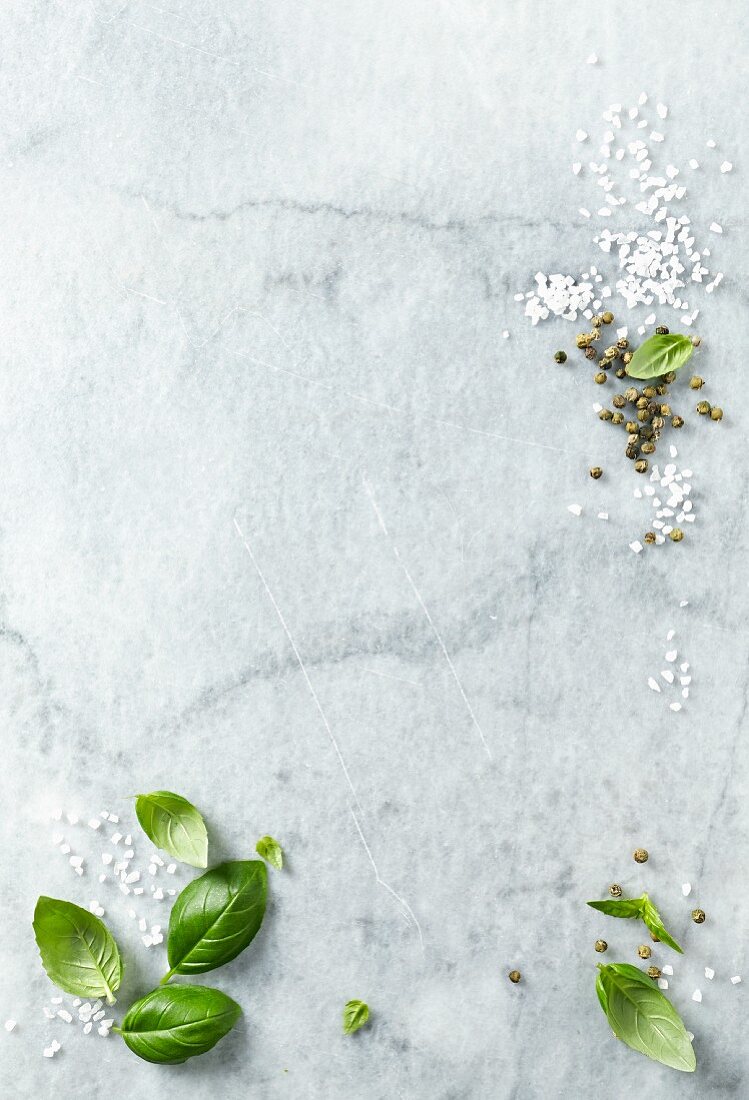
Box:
33;896;123;1004
343;999;370;1035
163;860;267;980
596;963;695;1072
625;333;693;380
641;894;683;954
255;835;284;871
135;790;208;868
118;985;241;1064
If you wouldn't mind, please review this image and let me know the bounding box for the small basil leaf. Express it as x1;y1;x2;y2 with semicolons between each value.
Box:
343;999;369;1035
119;985;241;1064
33;896;122;1004
255;835;283;871
625;333;693;380
164;860;267;979
597;963;696;1072
135;790;208;868
641;895;683;954
587;897;645;919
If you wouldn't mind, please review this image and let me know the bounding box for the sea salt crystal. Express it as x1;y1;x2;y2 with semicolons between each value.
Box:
567;504;582;517
656;103;668;119
88;818;101;830
4;1020;16;1032
731;976;742;985
669;445;678;458
692;989;702;1003
647;678;661;693
681;676;692;686
666;629;675;641
705;968;715;980
57;1009;73;1023
720;161;733;173
572;162;582;175
597;512;608;520
662;964;674;976
586;53;598;64
709;222;723;234
665;650;677;662
502;330;509;338
650;131;664;142
658;978;669;990
83;1021;92;1034
670;702;682;712
629;541;643;554
576;129;588;142
707;139;716;148
638;92;647;106
661;670;674;684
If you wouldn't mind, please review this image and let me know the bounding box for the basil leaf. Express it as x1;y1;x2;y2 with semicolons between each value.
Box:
597;963;696;1072
135;790;208;868
33;896;123;1004
343;999;369;1035
255;835;283;871
587;897;645;919
641;894;683;954
119;985;241;1064
163;860;267;979
595;970;608;1014
625;334;693;380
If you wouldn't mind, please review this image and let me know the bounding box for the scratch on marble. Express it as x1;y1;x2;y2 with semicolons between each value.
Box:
362;476;493;760
350;807;424;951
232;514;363;816
360;667;422;688
124;20;240;65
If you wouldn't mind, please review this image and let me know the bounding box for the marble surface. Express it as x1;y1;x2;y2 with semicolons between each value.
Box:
0;1;747;1096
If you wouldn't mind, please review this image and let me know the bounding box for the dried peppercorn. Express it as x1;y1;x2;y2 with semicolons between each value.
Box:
669;528;684;542
590;467;603;479
655;325;669;335
690;375;704;389
594;940;608;953
672;415;684;428
615;366;627;378
508;970;521;983
644;532;656;544
624;387;639;403
612;394;626;408
594;372;607;384
609;884;623;898
710;406;724;421
641;441;656;454
598;409;614;421
611;412;624;425
637;944;652;959
696;400;711;415
691;909;706;924
647;966;661;980
554;350;568;364
601;311;614;324
664;371;677;383
584;346;597;360
634;459;648;473
633;848;649;863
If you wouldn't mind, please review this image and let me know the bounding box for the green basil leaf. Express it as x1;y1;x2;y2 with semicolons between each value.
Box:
119;985;241;1064
641;894;683;954
164;860;267;979
597;963;695;1072
135;790;208;868
33;896;122;1004
595;970;608;1014
343;999;369;1035
255;835;283;871
625;334;693;380
587;897;645;919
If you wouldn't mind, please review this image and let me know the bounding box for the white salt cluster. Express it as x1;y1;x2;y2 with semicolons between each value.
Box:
633;459;695;544
646;623;691;712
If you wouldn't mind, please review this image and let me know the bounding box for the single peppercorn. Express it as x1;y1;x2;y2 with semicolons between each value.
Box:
604;345;620;360
554;350;567;364
696;400;711;415
590;467;603;479
602;311;614;324
692;909;706;924
637;944;652;959
664;371;677;383
642;386;656;399
650;931;660;943
598;409;614;422
710;406;724;421
641;441;656;454
639;425;654;440
584;346;597;360
591;327;602;342
625;420;638;433
625;444;639;460
612;394;626;409
609;884;623;898
634;459;649;473
615;366;626;379
611;411;624;425
637;410;650;423
690;375;705;390
669;528;684;542
647;966;662;980
617;338;629;350
636;396;648;409
508;970;521;983
659;403;671;416
633;848;649;863
691;335;702;347
644;531;656;544
624;387;639;403
576;333;592;349
656;384;668;396
594;372;607;384
651;416;665;431
672;415;684;428
594;939;608;953
622;351;633;365
646;402;659;417
655;325;669;335
592;314;604;327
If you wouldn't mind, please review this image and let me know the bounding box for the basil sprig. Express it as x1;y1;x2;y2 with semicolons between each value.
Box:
118;985;241;1064
596;964;696;1072
135;790;208;868
256;835;284;870
625;333;693;380
343;999;370;1035
587;892;682;953
162;860;267;982
33;897;123;1004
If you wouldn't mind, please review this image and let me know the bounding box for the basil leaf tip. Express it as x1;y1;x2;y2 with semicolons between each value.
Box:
119;985;241;1064
164;860;267;979
135;790;208;868
596;963;695;1072
256;835;284;871
625;333;693;380
33;896;123;1003
343;999;370;1035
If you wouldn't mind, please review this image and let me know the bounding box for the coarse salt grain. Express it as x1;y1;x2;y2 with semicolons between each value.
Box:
662;964;674;976
666;629;675;641
647;678;661;693
572;162;582;175
629;541;643;554
731;976;742;984
705;967;715;980
665;650;677;662
597;512;608;520
682;883;691;896
706;139;716;148
670;702;682;712
692;989;702;1003
660;670;674;684
567;504;582;517
586;53;598;64
4;1020;16;1032
709;222;723;234
576;129;588;142
658;978;669;989
656;103;668;119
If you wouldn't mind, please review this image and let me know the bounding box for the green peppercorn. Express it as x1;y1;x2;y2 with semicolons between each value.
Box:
635;396;648;409
710;406;724;421
625;445;639;460
611;411;624;425
622;351;633;365
655;325;669;335
637;409;650;423
554;350;567;364
591;328;602;342
627;433;640;446
609;884;623;898
602;311;614;324
656;384;668;396
672;415;684;428
642;386;656;399
633;848;649;863
690;375;705;390
617;338;629;351
634;459;648;473
576;333;592;349
604;345;620;360
669;528;684;542
646;402;659;418
598;409;614;422
625;419;638;432
659;404;671;416
612;394;626;409
592;314;604;327
644;531;656;544
664;371;677;384
615;366;627;379
647;966;661;980
508;970;521;983
624;387;639;403
691;909;706;924
594;939;608;953
584;346;597;360
641;441;656;454
651;416;665;430
696;400;711;415
691;335;702;347
637;944;652;959
594;372;607;384
639;425;654;440
590;467;603;479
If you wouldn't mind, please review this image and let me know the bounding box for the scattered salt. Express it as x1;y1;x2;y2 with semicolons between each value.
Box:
567;504;582;517
647;678;661;693
692;989;702;1003
731;976;742;985
4;1020;16;1033
705;967;714;980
